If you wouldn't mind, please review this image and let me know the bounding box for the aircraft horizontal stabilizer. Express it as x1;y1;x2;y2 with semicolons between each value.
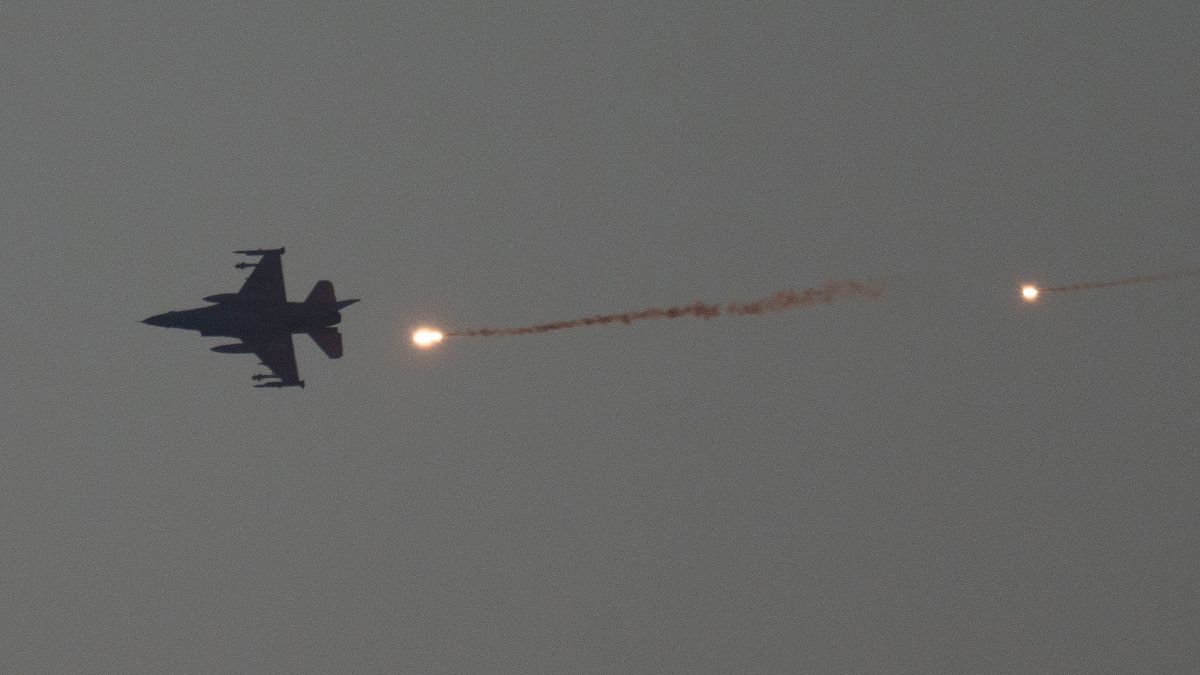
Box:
308;327;343;359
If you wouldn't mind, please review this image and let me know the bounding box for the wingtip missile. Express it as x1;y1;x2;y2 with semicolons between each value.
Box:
250;373;276;381
253;380;305;389
235;247;285;256
235;261;257;270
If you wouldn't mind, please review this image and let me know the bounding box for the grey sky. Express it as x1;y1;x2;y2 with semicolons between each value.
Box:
2;3;1198;672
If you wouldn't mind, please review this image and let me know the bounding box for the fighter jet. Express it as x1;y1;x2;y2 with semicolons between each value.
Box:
143;248;358;389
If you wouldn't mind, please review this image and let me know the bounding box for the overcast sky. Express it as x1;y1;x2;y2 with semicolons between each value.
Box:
3;3;1198;672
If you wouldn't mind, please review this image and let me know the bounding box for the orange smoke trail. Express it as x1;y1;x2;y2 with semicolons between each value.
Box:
446;280;882;338
1039;269;1200;294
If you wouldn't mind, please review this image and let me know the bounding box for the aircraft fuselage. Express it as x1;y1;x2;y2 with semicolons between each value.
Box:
143;298;357;338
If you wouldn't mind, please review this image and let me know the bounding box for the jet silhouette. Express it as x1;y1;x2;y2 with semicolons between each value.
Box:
143;248;358;389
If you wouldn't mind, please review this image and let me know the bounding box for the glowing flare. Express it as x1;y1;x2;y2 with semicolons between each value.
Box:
412;328;444;348
1021;285;1039;301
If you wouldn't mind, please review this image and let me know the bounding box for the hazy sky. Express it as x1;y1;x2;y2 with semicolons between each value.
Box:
3;3;1198;672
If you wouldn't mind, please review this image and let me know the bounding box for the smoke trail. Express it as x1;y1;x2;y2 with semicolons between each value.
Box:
446;279;882;338
1039;269;1200;294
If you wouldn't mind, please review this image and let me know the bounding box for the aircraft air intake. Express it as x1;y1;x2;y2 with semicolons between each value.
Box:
211;343;254;354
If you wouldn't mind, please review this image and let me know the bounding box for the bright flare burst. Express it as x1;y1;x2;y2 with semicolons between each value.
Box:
412;328;444;348
1021;285;1039;301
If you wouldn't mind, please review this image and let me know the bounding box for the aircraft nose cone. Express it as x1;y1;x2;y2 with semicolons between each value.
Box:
142;312;172;327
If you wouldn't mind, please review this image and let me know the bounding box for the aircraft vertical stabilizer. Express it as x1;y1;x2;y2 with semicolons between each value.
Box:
305;280;336;305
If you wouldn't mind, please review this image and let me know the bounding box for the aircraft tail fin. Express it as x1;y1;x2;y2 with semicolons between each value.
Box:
308;327;343;359
305;280;336;305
